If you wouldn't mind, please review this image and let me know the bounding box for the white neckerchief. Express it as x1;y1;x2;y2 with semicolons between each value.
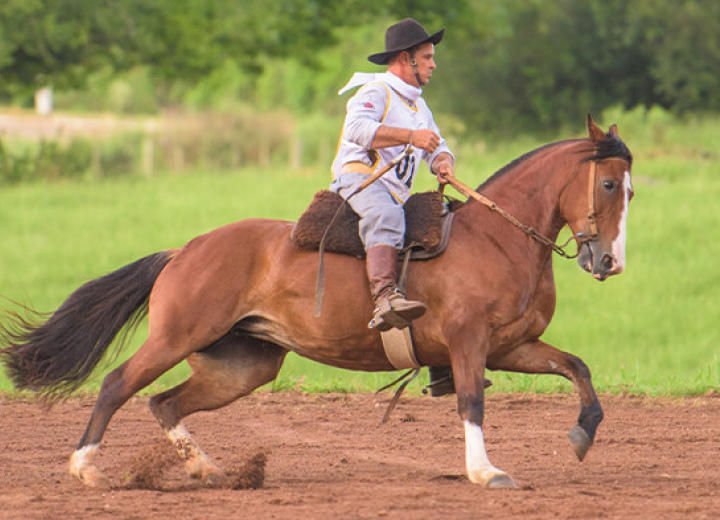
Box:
338;71;423;101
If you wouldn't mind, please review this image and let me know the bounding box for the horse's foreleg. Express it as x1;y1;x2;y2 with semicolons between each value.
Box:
149;334;287;483
489;339;603;461
69;339;189;488
450;338;517;488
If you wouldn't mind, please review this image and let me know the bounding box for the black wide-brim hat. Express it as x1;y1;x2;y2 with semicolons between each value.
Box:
367;18;445;65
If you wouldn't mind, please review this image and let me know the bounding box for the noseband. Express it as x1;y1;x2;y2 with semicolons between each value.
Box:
443;155;630;260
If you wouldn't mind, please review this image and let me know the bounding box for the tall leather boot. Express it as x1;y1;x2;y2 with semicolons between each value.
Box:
366;245;427;332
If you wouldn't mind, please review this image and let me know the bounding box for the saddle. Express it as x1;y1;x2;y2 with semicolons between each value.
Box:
291;190;455;260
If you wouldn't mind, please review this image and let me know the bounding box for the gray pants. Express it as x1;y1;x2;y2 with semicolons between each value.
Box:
330;172;405;250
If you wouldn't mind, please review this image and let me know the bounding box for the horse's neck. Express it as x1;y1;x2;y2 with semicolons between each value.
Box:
474;146;577;243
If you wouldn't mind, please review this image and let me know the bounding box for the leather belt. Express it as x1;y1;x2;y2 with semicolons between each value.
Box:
341;162;374;175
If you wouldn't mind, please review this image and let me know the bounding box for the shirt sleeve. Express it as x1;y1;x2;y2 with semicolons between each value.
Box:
342;84;388;149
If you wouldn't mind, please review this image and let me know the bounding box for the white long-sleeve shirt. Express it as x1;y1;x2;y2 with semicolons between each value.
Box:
331;72;453;203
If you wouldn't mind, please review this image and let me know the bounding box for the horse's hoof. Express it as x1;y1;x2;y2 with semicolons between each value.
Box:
486;473;518;489
185;454;220;481
69;446;111;489
77;466;112;489
203;472;227;488
568;424;592;461
468;469;518;488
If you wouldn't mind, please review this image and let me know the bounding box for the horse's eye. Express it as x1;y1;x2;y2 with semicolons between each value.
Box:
603;180;616;191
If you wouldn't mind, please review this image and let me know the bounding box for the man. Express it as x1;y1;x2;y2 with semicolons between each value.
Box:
331;18;456;334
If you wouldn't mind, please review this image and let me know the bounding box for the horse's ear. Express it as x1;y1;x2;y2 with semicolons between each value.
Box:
586;114;606;141
608;124;619;137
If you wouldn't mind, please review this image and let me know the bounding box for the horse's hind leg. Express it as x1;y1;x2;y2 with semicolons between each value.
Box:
148;333;287;482
489;340;603;461
69;337;192;488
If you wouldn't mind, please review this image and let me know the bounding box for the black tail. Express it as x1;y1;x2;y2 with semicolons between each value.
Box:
0;251;173;401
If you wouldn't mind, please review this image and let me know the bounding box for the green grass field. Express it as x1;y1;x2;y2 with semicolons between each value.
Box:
1;109;718;397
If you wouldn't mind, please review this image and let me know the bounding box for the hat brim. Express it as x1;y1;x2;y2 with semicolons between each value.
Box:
367;28;445;65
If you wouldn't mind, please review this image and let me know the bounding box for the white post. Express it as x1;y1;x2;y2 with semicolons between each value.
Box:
35;87;53;115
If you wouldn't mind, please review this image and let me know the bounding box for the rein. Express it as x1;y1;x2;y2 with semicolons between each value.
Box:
442;175;583;259
442;157;627;259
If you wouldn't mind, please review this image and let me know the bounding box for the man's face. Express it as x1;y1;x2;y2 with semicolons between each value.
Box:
411;42;436;86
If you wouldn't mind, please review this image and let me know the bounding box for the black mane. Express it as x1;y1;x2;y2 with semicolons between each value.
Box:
583;134;633;165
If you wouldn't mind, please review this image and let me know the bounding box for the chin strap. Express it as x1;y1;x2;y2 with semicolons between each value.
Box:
409;48;424;87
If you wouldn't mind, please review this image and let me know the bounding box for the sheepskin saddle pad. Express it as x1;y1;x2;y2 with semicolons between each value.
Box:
291;190;453;260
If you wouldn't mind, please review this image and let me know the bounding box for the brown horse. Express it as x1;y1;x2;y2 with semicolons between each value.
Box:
0;116;633;489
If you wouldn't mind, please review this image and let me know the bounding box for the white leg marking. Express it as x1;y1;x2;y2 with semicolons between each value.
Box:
69;443;110;488
167;423;194;454
464;421;515;487
610;171;632;272
167;423;219;479
69;444;100;478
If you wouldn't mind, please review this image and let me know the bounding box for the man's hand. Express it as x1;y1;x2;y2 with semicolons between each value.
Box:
432;153;455;185
411;129;441;154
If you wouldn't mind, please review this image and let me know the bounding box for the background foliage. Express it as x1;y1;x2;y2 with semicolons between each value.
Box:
2;0;719;135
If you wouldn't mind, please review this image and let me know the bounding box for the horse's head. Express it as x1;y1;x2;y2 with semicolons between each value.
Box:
565;116;634;281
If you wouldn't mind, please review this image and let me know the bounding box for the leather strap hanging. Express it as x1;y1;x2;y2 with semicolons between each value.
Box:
315;146;413;317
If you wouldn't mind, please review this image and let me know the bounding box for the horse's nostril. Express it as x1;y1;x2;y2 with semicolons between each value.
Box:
601;254;614;269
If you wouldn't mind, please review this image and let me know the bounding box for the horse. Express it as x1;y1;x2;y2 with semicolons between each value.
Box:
0;116;633;489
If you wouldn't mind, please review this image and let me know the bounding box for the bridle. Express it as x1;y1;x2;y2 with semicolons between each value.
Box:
578;156;631;251
443;155;630;259
580;158;600;248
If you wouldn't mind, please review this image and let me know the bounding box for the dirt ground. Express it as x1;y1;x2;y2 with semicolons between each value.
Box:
0;391;718;519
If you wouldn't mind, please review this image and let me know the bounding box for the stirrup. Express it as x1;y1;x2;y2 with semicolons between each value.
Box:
424;374;456;397
422;375;493;396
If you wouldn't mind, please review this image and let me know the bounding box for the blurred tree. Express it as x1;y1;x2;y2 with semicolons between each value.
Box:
0;0;466;101
436;0;652;135
434;0;720;136
3;0;717;136
0;0;125;96
632;0;720;112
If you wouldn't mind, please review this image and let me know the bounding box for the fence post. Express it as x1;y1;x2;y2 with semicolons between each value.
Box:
141;120;155;176
290;134;303;170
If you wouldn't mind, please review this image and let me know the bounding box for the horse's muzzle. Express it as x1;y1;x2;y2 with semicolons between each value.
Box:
577;243;624;281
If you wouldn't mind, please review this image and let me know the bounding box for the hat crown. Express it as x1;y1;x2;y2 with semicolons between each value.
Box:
367;18;445;65
385;19;430;52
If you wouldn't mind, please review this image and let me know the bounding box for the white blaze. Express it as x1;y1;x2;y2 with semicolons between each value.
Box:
611;170;632;271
